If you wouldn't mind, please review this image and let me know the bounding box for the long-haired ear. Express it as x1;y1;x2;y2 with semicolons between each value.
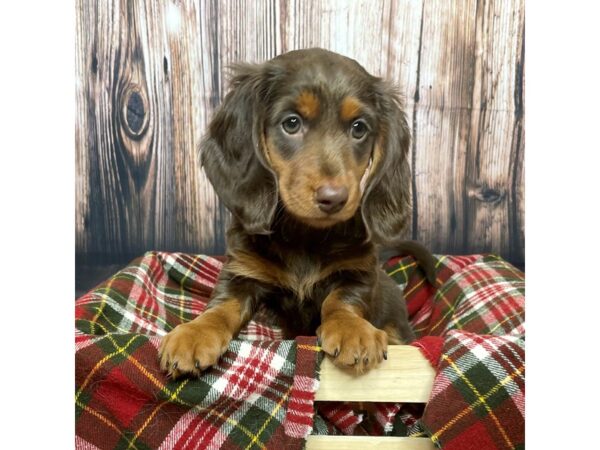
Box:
361;81;412;245
200;64;278;235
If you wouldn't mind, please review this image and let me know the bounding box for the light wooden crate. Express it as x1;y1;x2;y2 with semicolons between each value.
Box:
307;345;436;449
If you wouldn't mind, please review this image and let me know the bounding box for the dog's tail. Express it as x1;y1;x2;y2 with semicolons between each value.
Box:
380;240;438;287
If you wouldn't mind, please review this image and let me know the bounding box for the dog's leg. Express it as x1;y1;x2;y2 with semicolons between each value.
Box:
317;287;387;374
159;290;253;379
377;272;416;343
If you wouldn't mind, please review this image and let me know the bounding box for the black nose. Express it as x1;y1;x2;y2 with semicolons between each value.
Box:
315;185;349;214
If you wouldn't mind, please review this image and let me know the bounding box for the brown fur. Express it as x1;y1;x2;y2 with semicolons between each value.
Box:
266;134;368;228
318;290;388;373
159;49;436;378
340;96;363;121
296;90;320;120
159;300;246;378
383;324;405;345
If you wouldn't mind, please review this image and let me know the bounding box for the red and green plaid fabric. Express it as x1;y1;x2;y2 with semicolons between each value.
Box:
76;253;321;449
75;251;525;449
385;254;525;449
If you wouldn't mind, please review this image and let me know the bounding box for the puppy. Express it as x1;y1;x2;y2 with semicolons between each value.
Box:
159;48;435;378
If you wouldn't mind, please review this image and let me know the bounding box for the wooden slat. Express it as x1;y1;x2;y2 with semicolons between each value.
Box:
315;345;435;403
413;0;524;266
75;0;227;267
76;0;525;270
306;435;435;450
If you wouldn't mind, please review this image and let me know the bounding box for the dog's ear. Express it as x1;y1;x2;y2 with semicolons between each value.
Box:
201;64;279;235
361;81;412;245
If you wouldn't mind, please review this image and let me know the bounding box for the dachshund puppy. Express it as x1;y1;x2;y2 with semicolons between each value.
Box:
159;48;435;378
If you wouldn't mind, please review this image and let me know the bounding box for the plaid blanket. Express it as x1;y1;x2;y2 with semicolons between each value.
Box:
75;252;524;449
388;254;525;449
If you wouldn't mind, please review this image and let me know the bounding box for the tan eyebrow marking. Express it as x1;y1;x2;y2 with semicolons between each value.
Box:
296;91;320;120
340;96;363;121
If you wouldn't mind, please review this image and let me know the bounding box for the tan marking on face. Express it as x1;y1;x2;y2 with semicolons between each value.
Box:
336;149;370;216
362;138;384;187
266;135;323;222
296;91;320;120
265;133;373;227
259;131;273;166
340;96;363;122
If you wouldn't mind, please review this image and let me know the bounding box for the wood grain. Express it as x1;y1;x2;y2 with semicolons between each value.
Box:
76;0;525;270
315;345;435;402
412;0;524;264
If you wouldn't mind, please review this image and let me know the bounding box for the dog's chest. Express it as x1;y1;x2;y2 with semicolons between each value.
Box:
282;253;324;302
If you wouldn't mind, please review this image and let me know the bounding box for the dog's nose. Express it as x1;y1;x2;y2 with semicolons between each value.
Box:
315;185;349;214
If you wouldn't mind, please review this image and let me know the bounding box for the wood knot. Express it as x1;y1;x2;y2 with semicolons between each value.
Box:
120;85;149;139
91;54;98;74
474;187;504;204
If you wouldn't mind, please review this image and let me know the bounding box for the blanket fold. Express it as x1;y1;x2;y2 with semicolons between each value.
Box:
75;251;524;449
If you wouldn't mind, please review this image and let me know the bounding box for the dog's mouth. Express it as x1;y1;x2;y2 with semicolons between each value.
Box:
281;196;360;229
292;214;345;229
274;169;365;229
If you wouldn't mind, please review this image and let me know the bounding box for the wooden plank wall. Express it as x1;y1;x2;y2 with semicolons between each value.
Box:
76;0;524;270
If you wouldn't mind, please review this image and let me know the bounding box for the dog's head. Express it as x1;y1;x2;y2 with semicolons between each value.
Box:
201;48;412;245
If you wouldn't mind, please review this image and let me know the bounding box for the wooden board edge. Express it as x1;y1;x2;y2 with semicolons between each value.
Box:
306;435;436;449
315;345;436;403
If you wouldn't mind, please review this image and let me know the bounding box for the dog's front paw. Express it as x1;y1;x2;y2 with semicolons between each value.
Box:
159;318;232;379
317;314;388;374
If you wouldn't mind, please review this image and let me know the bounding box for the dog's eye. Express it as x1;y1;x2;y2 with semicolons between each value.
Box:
281;115;302;134
351;120;368;140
